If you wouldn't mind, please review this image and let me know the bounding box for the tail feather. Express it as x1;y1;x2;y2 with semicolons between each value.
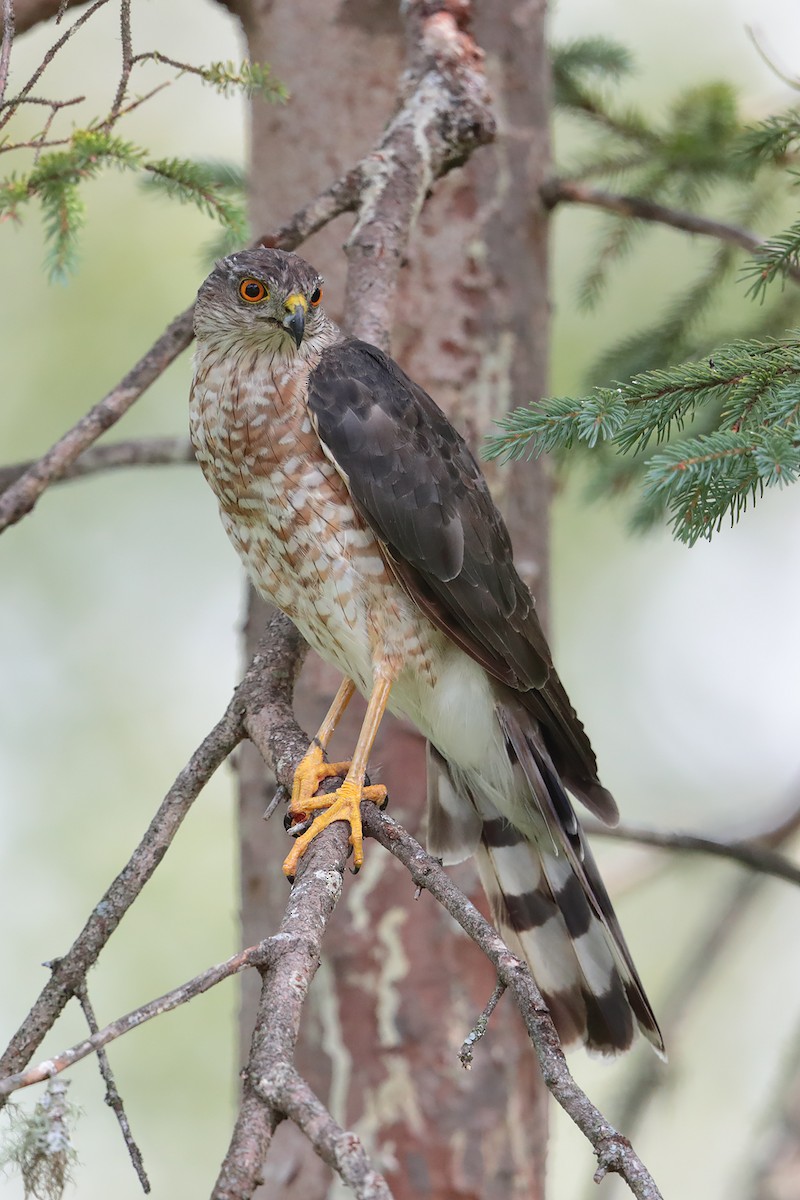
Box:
425;706;664;1058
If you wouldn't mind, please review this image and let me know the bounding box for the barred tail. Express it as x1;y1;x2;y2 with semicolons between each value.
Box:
426;715;664;1057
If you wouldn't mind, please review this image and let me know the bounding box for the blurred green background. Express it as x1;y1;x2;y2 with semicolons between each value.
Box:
2;1;800;1197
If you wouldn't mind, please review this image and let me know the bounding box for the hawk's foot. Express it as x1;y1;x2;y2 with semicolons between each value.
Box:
282;777;388;881
286;744;351;824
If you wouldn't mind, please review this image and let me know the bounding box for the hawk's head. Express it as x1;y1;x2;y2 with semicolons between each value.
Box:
194;248;325;353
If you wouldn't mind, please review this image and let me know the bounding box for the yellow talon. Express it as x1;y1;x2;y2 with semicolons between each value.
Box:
282;774;388;880
289;744;350;814
282;674;392;881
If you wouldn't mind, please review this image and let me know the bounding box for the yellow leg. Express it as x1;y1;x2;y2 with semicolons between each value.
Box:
283;674;392;880
285;678;356;822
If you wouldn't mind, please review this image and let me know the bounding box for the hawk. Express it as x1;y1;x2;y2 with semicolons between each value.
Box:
190;247;663;1057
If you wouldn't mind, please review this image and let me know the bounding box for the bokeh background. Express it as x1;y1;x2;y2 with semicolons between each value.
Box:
2;1;800;1196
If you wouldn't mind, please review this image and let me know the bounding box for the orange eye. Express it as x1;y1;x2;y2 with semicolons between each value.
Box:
239;278;268;303
309;286;323;307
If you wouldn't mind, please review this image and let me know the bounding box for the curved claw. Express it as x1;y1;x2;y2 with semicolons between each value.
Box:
282;779;388;879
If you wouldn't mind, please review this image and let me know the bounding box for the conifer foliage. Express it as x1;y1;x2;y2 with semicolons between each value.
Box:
488;37;800;545
0;4;282;279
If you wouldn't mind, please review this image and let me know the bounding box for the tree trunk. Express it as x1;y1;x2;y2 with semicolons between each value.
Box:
228;2;553;1195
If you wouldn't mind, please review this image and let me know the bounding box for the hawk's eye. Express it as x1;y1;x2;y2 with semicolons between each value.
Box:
309;286;323;308
239;278;268;303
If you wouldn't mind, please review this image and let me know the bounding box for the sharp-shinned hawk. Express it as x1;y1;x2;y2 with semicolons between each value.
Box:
189;247;663;1057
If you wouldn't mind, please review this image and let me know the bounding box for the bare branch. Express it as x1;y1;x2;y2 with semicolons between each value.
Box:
0;695;244;1089
72;980;150;1194
543;179;800;285
459;981;507;1068
105;0;132;126
589;820;800;889
0;942;274;1097
260;1065;394;1200
0;436;195;494
363;809;663;1200
0;0;111;130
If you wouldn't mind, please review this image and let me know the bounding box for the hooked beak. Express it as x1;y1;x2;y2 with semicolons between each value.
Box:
282;293;308;348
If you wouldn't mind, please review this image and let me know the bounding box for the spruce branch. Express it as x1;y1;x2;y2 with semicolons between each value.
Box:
142;158;248;243
738;108;800;164
131;53;287;103
0;12;283;271
487;337;800;543
743;217;800;301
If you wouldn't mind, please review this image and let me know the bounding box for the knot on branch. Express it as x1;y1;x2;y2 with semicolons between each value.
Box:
593;1133;634;1183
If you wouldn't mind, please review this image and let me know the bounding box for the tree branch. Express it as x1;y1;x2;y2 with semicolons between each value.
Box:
589;820;800;889
213;822;394;1200
543;179;800;285
0;942;274;1097
0;436;196;494
73;979;150;1194
0;610;304;1094
363;809;663;1200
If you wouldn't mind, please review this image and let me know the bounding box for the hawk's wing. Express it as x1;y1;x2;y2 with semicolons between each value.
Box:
307;339;612;815
308;338;551;689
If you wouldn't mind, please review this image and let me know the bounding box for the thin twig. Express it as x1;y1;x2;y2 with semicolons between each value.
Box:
0;436;196;494
111;79;170;122
72;979;150;1194
0;0;111;131
105;0;132;127
589;820;800;889
746;24;800;92
459;981;507;1068
0;92;82;106
1;943;275;1097
544;179;800;285
363;809;663;1200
